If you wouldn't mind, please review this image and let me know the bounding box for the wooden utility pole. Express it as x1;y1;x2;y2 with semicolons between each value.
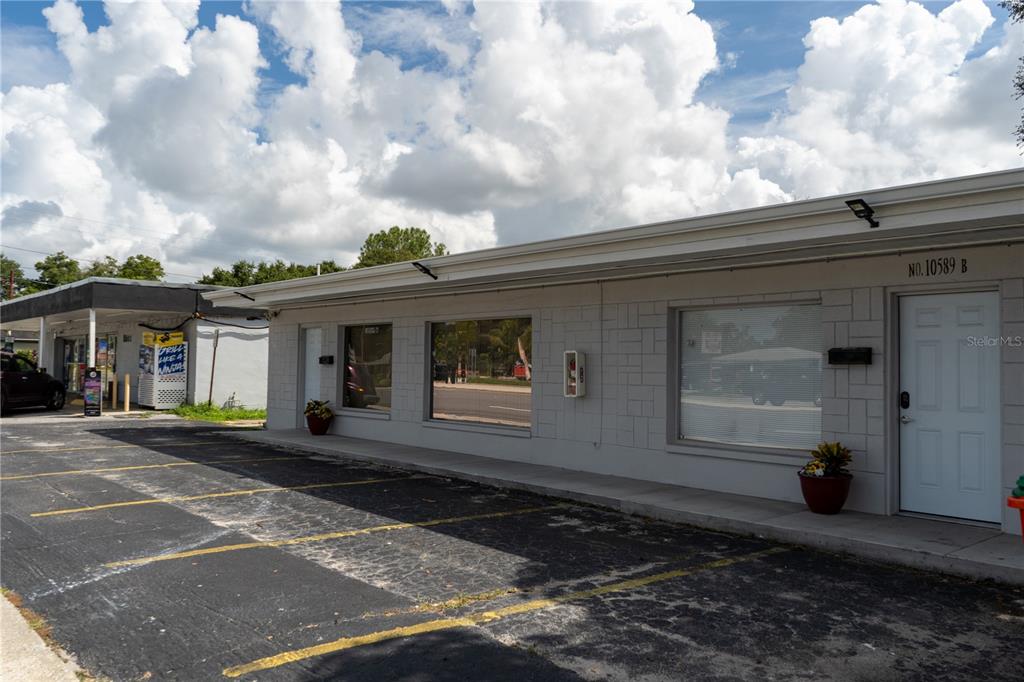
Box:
207;328;220;405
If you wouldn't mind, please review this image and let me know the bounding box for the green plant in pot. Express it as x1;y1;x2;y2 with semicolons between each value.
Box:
798;441;853;514
304;399;334;436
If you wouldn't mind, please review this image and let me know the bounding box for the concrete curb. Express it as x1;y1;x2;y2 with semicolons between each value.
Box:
223;430;1024;587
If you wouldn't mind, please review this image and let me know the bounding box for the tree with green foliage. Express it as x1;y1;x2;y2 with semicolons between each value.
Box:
117;254;165;280
198;259;344;287
83;255;120;278
201;260;257;287
0;253;29;300
1003;1;1024;147
0;251;170;298
33;251;82;288
354;226;447;269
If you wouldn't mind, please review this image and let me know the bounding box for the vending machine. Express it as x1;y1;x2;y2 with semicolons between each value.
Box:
563;350;586;398
138;331;188;409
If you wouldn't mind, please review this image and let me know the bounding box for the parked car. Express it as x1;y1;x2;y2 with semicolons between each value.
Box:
0;351;66;411
748;363;822;407
512;361;532;380
344;363;380;408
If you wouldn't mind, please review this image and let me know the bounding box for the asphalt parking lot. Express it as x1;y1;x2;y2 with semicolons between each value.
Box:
2;416;1022;681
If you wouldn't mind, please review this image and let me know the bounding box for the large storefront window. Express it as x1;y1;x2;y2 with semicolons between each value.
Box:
342;324;392;411
679;305;822;449
430;318;532;427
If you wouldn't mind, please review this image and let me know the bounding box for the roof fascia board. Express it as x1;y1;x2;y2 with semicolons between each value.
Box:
261;231;1024;312
231;221;1022;310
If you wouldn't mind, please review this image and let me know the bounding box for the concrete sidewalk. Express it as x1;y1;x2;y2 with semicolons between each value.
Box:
0;596;81;682
224;428;1024;586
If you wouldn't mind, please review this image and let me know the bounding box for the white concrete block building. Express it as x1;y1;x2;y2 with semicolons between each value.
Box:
206;170;1024;534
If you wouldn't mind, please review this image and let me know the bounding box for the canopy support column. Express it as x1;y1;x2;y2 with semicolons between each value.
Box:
38;316;48;372
87;308;96;367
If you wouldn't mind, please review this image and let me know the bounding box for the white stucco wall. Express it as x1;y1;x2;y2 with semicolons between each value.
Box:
189;320;269;409
46;314;268;409
264;243;1023;533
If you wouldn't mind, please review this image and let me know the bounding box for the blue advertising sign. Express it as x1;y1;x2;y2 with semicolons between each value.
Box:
157;343;186;377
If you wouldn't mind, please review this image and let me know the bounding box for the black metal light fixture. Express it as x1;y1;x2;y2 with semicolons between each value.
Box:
412;261;438;280
845;198;879;228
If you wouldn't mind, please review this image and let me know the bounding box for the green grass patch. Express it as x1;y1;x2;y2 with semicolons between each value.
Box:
465;376;531;387
171;403;267;422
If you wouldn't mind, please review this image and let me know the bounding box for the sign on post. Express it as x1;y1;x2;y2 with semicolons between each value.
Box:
83;367;102;417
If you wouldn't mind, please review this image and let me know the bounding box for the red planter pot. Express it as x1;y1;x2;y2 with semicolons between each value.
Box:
798;472;852;514
306;414;333;436
1008;497;1024;543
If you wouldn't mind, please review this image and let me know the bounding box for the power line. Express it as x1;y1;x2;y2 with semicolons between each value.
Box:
0;242;201;280
1;204;193;243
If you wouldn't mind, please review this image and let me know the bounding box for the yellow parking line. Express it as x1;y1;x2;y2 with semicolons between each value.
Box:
0;456;298;482
105;504;565;569
1;441;223;456
361;551;701;620
31;476;424;517
223;547;788;677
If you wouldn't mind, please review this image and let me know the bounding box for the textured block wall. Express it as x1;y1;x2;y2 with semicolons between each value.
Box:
1001;277;1024;533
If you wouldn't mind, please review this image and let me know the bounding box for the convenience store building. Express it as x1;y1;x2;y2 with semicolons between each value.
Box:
1;277;269;409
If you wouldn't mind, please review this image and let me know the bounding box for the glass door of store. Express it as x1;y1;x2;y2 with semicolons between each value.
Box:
60;334;118;394
63;337;86;393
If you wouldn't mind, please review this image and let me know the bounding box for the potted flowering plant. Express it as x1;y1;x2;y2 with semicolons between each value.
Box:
304;399;334;436
798;441;853;514
1008;475;1024;544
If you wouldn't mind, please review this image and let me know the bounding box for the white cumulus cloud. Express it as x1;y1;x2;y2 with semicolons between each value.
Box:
0;0;1019;280
737;0;1022;197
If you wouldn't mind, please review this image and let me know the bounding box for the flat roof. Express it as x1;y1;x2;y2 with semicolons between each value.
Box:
1;278;261;324
204;168;1024;309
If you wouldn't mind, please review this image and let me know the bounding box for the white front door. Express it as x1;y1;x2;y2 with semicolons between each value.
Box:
302;327;322;408
899;292;1001;522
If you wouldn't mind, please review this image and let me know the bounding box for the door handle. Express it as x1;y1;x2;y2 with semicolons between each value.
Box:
899;415;914;424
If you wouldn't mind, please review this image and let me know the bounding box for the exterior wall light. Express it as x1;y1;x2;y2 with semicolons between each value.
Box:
845;198;879;227
412;261;438;280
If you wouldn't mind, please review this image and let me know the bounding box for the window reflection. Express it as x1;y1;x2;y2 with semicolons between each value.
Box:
679;305;822;449
431;318;532;427
343;324;392;411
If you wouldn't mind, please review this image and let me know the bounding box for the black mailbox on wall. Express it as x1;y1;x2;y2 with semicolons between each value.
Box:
318;355;334;365
827;347;872;365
